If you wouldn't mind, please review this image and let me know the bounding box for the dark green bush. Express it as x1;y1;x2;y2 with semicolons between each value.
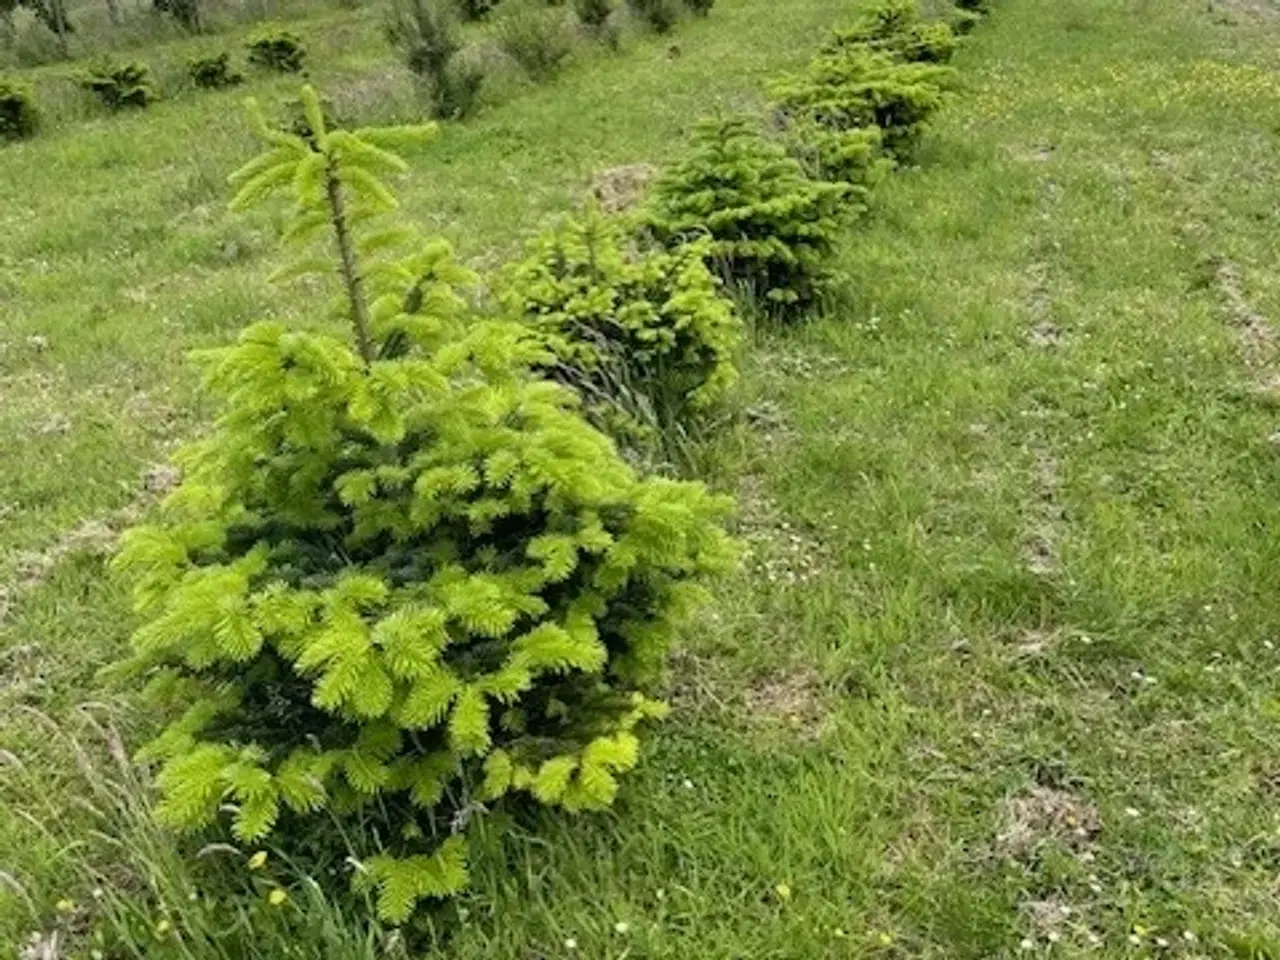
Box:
386;0;484;119
245;27;306;72
495;2;574;82
627;0;677;33
456;0;500;18
113;86;735;925
825;0;957;64
82;61;157;110
682;0;712;14
500;209;741;450
644;118;852;315
768;46;950;161
950;6;982;33
0;76;39;141
573;0;612;30
189;52;244;89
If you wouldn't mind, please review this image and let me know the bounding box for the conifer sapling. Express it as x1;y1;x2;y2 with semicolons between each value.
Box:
500;206;741;455
114;86;735;924
770;44;951;162
644;117;852;316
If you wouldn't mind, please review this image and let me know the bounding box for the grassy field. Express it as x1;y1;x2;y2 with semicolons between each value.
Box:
5;0;1280;955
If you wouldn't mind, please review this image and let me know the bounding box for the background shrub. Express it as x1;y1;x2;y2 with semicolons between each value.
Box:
189;51;244;89
682;0;712;15
0;75;39;140
12;0;73;54
495;1;574;82
644;118;851;315
246;27;306;72
456;0;500;18
574;0;613;31
113;89;734;925
82;60;156;110
386;0;484;119
948;0;985;33
627;0;677;33
154;0;202;31
500;209;741;452
768;46;950;161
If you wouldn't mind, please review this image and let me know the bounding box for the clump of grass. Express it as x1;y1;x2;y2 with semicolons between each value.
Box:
6;708;402;960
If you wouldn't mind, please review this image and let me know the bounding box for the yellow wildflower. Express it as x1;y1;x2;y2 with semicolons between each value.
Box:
267;888;288;907
247;851;268;870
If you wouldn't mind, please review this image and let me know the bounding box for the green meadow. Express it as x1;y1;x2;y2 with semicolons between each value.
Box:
3;0;1280;955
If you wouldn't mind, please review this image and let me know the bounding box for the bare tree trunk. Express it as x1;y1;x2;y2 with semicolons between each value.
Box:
104;0;121;26
50;0;68;57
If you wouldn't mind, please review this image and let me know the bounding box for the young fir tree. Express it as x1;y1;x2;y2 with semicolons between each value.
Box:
81;60;157;110
0;76;39;141
824;0;957;64
769;44;951;163
644;117;852;317
113;86;734;924
500;206;741;457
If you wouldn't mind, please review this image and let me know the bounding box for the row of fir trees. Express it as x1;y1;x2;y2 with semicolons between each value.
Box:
109;0;992;933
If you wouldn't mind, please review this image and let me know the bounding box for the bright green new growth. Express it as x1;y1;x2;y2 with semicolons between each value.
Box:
113;86;735;924
783;116;889;191
769;44;951;163
501;207;741;451
644;117;852;316
227;88;444;364
0;76;39;141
